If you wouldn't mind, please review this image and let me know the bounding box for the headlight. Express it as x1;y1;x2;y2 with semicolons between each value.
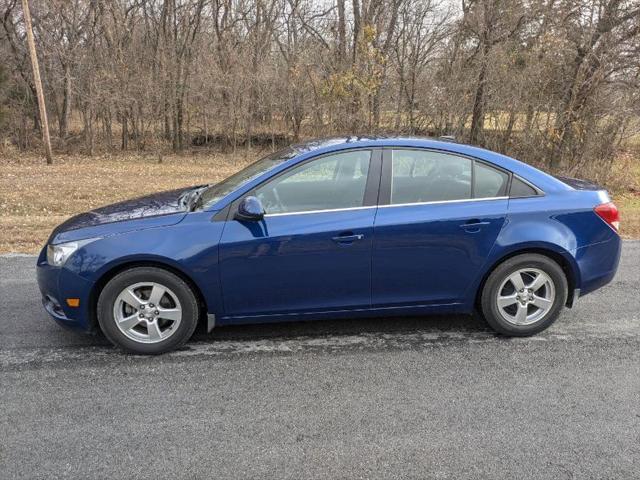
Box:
46;239;97;267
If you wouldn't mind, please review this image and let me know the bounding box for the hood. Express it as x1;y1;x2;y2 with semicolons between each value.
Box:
49;186;202;242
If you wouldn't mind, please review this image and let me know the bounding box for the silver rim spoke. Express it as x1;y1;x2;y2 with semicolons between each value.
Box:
118;313;141;331
531;294;552;309
508;272;525;291
121;288;143;310
157;308;181;321
514;303;528;324
497;294;518;308
528;272;550;292
147;321;162;341
113;281;182;344
496;268;555;326
148;285;166;307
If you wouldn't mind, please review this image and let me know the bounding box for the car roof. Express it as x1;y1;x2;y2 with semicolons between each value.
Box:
284;136;570;193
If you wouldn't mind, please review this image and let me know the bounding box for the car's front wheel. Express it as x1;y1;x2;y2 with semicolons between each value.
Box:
97;267;199;354
480;253;568;336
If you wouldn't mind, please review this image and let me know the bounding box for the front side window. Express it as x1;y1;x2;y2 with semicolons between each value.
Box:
199;147;297;208
391;150;472;204
255;150;371;214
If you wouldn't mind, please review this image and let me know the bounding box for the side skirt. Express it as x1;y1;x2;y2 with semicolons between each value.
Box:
216;302;468;326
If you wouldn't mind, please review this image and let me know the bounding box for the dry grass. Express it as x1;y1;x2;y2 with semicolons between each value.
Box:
1;147;638;253
611;151;640;238
616;193;640;238
0;148;254;253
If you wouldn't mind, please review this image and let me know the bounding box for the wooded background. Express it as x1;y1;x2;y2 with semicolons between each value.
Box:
1;0;639;178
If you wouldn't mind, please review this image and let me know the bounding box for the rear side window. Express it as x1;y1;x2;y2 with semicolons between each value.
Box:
474;162;509;198
390;150;472;204
510;177;538;198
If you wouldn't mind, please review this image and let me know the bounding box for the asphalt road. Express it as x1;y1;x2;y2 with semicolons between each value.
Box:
1;243;639;479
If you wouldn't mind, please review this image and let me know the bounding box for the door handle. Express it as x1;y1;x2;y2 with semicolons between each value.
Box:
460;220;490;227
460;220;490;232
332;233;365;243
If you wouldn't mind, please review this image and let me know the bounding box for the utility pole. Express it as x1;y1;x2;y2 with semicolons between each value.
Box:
21;0;53;164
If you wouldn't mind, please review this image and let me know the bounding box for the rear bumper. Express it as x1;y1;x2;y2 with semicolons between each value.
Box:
573;235;622;298
36;247;95;332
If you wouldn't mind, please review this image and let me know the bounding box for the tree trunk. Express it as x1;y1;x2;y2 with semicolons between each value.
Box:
469;56;487;145
501;108;516;151
104;108;113;149
59;62;71;138
336;0;346;65
121;114;128;150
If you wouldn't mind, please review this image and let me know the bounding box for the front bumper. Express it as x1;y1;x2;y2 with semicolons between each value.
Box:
36;247;96;332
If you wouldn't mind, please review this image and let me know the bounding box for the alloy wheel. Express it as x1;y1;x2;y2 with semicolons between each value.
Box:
113;282;182;344
495;268;556;326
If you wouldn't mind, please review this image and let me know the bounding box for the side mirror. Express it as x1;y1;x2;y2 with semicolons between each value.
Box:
235;196;265;221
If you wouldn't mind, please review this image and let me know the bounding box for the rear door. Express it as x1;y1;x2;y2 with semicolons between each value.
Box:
372;148;509;307
219;149;382;317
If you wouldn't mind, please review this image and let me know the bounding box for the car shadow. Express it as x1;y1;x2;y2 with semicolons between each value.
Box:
191;312;492;343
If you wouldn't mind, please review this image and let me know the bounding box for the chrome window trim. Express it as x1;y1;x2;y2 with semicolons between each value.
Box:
378;196;508;209
263;196;508;217
264;205;377;218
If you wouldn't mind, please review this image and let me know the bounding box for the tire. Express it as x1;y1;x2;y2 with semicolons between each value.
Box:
97;266;199;354
480;253;568;336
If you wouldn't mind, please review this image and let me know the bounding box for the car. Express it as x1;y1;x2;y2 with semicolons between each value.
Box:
37;136;622;354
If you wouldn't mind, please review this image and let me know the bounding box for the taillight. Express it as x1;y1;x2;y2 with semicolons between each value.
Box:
594;202;620;232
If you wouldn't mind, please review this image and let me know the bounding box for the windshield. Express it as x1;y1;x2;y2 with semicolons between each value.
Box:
197;147;297;209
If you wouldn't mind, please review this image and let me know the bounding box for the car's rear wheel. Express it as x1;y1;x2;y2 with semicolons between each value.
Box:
97;267;199;354
480;254;568;336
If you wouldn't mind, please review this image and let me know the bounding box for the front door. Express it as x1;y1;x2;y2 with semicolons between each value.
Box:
219;149;381;317
372;148;509;307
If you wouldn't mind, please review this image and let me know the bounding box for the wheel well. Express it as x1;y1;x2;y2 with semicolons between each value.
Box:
474;248;576;308
88;261;208;332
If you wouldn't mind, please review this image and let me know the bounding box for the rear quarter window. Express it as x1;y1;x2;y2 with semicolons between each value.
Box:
510;177;539;198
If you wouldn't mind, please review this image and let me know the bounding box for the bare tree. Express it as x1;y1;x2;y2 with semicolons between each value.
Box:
0;0;638;177
551;0;640;167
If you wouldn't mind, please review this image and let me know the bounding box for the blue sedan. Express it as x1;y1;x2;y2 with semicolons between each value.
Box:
37;137;622;354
